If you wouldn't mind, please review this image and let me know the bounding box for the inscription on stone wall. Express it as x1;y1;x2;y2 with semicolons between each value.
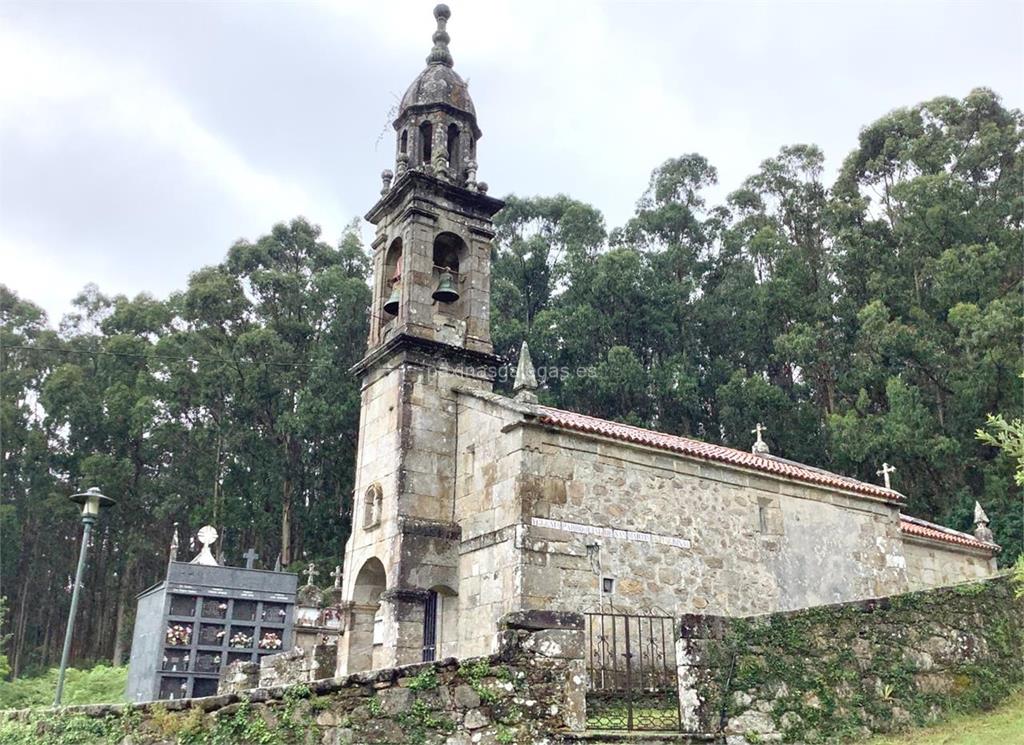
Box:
531;517;692;549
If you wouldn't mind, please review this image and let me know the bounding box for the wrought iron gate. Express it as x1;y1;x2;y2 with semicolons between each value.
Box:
584;611;680;731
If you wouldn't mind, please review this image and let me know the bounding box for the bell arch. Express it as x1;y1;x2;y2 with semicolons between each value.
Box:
348;557;387;672
431;232;466;309
381;237;403;324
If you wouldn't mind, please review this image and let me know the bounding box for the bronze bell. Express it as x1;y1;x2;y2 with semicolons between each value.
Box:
432;270;459;303
383;284;400;315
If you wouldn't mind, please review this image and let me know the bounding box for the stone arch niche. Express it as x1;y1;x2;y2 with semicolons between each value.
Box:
348;557;387;673
362;483;383;530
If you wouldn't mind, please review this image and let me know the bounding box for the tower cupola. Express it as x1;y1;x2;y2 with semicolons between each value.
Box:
392;4;481;187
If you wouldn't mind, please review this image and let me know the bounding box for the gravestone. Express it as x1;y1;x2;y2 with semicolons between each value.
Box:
125;526;298;702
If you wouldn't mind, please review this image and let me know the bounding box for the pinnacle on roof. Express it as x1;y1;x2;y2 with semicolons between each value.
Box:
514;341;539;403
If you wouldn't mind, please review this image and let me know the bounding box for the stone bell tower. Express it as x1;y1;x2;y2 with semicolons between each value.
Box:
337;4;503;675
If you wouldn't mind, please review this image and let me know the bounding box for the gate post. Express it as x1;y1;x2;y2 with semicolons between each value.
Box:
677;613;727;733
498;610;587;733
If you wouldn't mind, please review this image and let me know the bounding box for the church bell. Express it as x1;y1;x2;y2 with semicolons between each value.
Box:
432;270;460;303
383;284;400;315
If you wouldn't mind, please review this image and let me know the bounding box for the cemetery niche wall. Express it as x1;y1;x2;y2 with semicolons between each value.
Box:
125;527;298;702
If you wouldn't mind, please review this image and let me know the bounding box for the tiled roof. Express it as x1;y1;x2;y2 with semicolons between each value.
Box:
535;406;903;503
899;513;999;553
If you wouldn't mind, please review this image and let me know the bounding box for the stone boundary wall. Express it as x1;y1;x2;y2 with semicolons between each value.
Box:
677;573;1024;743
0;611;587;745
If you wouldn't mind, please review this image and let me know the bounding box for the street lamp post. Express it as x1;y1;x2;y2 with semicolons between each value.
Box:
54;487;115;707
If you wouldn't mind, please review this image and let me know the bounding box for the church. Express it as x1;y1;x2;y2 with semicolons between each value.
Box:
335;5;1000;676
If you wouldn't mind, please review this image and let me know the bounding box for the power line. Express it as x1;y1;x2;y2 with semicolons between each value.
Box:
0;344;319;368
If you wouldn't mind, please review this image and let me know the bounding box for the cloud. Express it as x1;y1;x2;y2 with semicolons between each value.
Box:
0;20;342;320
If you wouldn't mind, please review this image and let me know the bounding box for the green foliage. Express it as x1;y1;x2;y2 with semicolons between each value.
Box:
0;665;126;709
461;658;501;704
866;690;1024;745
708;577;1023;743
406;666;439;691
366;695;383;717
2;217;370;675
395;699;456;744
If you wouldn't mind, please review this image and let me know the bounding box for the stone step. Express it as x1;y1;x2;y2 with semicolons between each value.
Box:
562;731;721;744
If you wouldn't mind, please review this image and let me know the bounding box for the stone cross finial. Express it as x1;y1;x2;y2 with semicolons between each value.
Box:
876;462;896;490
331;565;343;589
189;525;220;566
243;548;259;569
426;4;454;67
513;341;539;403
973;501;994;543
751;423;770;455
304;562;318;586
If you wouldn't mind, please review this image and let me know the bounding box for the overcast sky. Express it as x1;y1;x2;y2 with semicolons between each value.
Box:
1;0;1021;324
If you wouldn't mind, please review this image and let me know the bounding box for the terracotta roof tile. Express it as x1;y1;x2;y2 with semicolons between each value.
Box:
899;513;999;552
527;404;999;554
535;406;903;503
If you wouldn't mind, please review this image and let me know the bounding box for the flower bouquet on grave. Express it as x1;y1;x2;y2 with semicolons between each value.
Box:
259;632;282;650
166;624;192;646
215;629;226;641
229;632;253;648
218;602;228;611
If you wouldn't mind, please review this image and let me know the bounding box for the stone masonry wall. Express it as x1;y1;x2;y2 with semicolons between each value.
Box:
903;537;998;590
0;611;586;745
454;393;528;658
518;424;909;617
677;573;1024;744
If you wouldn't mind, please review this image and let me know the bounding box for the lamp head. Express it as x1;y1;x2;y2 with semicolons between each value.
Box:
70;487;115;517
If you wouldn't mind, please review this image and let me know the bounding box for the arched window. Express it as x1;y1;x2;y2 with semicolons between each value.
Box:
400;129;408;155
363;483;383;529
419;121;433;165
446;124;460;169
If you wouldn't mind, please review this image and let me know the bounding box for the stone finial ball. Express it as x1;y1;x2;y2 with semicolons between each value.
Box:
434;4;451;21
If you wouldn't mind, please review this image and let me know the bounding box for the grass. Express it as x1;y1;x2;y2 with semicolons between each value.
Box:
866;691;1024;745
0;665;127;709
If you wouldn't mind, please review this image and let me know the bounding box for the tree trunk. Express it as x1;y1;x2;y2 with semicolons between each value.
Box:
111;565;129;666
281;478;293;567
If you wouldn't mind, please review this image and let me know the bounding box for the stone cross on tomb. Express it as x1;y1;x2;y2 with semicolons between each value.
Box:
877;462;896;490
243;548;259;569
751;422;770;455
304;562;318;586
189;525;219;567
331;565;343;589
